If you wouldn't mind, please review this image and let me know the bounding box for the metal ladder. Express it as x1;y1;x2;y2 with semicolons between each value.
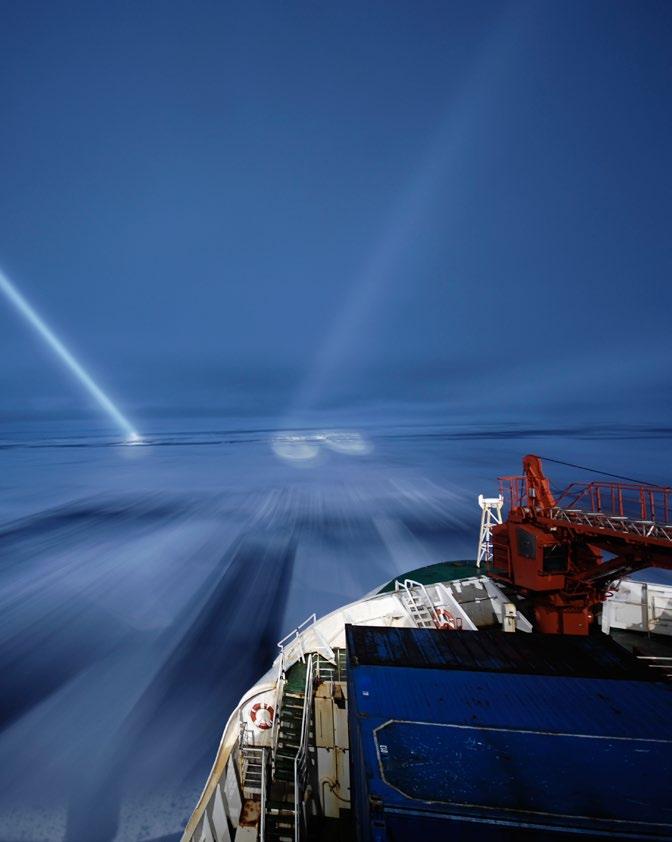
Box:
240;743;265;795
395;579;438;628
238;735;268;841
267;692;305;840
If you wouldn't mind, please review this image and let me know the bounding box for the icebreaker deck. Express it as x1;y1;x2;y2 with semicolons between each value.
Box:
181;452;672;842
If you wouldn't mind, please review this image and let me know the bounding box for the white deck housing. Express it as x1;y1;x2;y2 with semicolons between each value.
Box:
601;577;672;636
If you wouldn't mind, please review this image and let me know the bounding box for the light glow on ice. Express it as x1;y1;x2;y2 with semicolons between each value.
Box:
272;430;372;462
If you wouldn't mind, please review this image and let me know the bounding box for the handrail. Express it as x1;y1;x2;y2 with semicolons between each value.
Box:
556;481;672;523
293;654;314;842
272;615;316;770
277;614;317;653
396;578;481;632
548;507;672;545
311;621;336;664
270;654;285;771
395;578;424;625
395;578;437;627
500;474;672;525
407;578;435;612
260;746;267;841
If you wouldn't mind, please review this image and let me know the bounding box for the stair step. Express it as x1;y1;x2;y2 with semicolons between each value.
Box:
268;797;294;810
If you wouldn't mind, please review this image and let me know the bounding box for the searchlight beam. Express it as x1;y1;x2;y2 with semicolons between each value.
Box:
0;270;139;442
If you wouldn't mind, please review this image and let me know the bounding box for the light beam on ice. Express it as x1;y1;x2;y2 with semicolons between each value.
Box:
0;269;140;442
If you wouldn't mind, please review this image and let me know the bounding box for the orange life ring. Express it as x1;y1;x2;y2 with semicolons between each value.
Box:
250;702;274;730
435;607;462;630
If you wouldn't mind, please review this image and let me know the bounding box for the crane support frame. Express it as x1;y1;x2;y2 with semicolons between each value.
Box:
488;455;672;635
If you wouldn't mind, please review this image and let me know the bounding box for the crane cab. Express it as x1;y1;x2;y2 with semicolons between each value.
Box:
492;521;568;591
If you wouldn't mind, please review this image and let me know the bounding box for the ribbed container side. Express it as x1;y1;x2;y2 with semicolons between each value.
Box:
346;625;672;841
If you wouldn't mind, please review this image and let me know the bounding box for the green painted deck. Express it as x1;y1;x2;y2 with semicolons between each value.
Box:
378;559;479;593
284;658;307;694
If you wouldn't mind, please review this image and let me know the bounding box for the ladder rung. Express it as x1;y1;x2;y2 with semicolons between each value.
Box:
637;656;672;661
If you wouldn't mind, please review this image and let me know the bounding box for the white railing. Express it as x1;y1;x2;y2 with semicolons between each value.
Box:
271;615;315;768
293;654;314;842
272;613;332;780
260;746;267;841
602;579;672;636
270;652;286;767
238;737;268;837
394;578;460;629
277;614;317;664
397;577;434;607
277;613;335;670
394;578;436;626
395;577;492;632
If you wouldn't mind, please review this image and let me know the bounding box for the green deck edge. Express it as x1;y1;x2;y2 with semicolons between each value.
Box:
284;659;307;694
378;559;479;593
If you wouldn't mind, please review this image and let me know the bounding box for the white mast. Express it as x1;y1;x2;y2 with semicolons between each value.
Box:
476;494;504;568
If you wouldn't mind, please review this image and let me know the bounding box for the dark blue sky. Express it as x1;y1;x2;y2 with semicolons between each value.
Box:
1;1;670;428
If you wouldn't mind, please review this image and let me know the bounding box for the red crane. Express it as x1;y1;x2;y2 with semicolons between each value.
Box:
489;455;672;634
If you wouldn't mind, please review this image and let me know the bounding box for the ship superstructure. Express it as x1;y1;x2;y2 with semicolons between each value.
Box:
181;564;528;841
181;456;672;842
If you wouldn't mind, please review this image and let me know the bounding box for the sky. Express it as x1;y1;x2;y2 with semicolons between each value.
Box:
0;0;671;431
1;7;672;840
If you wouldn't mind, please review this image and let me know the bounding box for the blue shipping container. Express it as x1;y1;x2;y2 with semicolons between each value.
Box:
346;625;672;841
